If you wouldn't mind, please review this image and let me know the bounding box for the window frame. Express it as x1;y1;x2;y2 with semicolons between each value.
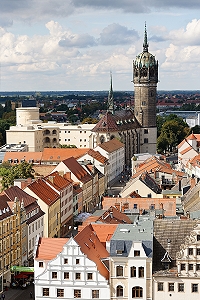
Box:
116;265;123;277
192;283;198;293
178;283;184;292
168;283;174;292
92;290;99;299
157;282;164;291
57;289;64;298
74;289;81;298
52;271;57;279
116;285;123;297
43;288;49;296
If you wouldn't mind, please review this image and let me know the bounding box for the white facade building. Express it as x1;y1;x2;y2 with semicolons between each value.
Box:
34;226;110;300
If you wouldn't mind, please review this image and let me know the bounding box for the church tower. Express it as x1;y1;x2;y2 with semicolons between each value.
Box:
107;72;114;114
133;24;158;153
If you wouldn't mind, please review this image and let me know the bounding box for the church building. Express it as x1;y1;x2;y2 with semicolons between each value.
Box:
92;24;158;167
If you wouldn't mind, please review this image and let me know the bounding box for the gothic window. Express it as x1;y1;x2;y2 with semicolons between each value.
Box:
52;130;57;135
142;101;146;106
132;286;143;298
116;285;123;297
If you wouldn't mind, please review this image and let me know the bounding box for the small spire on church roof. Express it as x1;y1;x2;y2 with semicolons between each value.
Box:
143;22;149;52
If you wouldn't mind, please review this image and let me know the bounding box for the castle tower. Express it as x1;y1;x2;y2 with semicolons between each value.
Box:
133;24;158;153
133;23;158;127
107;72;114;114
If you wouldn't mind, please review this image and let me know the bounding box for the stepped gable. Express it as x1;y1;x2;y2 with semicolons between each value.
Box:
92;110;141;133
74;224;109;279
153;219;196;272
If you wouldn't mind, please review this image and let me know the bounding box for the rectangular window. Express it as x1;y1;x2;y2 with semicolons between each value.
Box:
189;248;193;255
64;258;68;264
57;289;64;297
134;250;140;257
92;290;99;298
43;288;49;296
189;264;193;271
75;273;81;280
197;235;200;241
168;283;174;292
39;261;43;268
158;282;164;291
64;272;69;279
52;272;57;279
76;259;80;264
197;248;200;255
144;138;148;143
87;273;93;280
134;204;137;209
181;264;185;271
178;283;184;292
74;289;81;298
197;264;200;271
192;284;198;293
139;267;144;278
144;129;148;134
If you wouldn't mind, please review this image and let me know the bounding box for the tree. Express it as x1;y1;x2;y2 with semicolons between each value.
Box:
81;117;98;124
59;144;77;148
0;162;35;190
157;119;189;153
189;125;200;134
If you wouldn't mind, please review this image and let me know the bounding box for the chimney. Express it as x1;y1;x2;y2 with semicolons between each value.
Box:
178;180;181;191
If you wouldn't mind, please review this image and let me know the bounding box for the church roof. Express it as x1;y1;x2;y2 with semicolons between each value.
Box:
92;110;141;133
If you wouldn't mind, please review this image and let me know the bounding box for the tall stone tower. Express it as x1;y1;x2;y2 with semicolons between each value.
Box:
133;24;158;153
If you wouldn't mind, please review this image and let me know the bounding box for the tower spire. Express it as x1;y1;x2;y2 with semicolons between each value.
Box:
107;71;114;114
143;22;148;52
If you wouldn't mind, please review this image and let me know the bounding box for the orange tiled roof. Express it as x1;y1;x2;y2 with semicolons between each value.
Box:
187;133;197;140
45;171;72;191
98;138;124;153
36;237;69;260
26;178;59;206
3;152;42;163
74;224;109;279
62;157;93;184
41;148;89;162
86;149;108;164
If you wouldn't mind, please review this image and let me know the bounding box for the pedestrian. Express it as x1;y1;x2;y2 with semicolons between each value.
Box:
1;293;5;299
30;291;33;298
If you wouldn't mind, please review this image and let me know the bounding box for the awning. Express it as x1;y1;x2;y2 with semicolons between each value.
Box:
10;266;34;273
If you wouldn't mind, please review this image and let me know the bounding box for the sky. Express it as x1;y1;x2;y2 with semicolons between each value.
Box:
1;1;200;91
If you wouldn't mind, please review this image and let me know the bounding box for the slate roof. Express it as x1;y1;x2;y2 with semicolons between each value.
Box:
153;219;196;272
92;110;141;133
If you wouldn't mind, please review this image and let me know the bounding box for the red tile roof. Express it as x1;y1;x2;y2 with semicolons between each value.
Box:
3;152;42;164
96;206;132;224
62;157;93;184
74;224;109;279
86;149;108;164
3;186;37;207
36;237;69;260
44;171;72;191
98;138;124;153
26;178;59;206
41;148;89;162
